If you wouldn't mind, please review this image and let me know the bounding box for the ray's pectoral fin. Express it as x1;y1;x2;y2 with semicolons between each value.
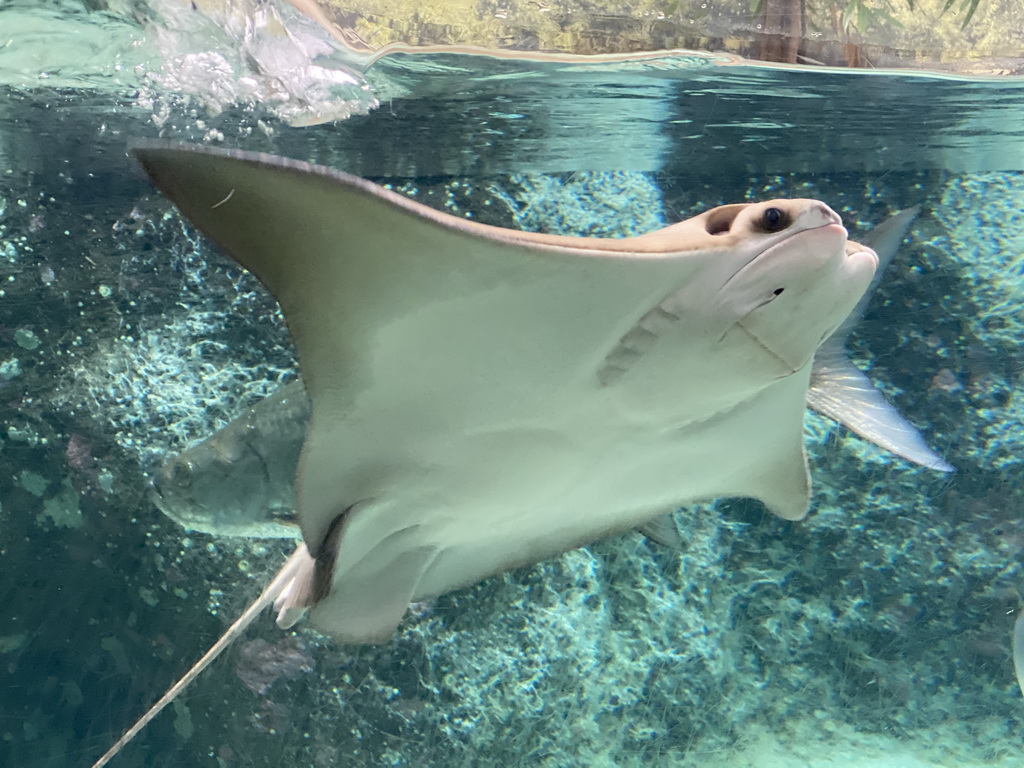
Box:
275;503;439;643
745;440;811;522
720;380;814;522
805;207;953;473
312;526;438;644
808;341;954;472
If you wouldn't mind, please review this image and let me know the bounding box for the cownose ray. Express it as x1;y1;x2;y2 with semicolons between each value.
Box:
95;141;879;766
147;206;950;544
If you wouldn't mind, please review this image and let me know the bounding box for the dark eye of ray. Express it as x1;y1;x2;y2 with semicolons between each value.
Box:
773;288;785;296
761;207;788;232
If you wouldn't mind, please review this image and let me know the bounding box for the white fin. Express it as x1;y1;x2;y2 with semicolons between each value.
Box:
748;437;812;522
274;544;316;628
308;522;439;643
807;207;953;472
720;371;814;522
808;344;953;471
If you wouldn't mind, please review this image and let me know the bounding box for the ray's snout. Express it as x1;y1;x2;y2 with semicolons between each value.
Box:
808;200;843;229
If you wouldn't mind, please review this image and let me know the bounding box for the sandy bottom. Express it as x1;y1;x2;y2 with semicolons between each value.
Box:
704;719;1021;768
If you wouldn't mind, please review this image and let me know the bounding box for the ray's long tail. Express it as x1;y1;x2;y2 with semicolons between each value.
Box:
91;544;309;768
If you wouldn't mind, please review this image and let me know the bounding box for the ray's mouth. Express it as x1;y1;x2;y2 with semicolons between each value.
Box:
726;220;847;288
764;220;847;260
787;220;846;242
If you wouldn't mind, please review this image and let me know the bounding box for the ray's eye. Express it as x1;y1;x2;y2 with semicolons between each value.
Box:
761;207;789;232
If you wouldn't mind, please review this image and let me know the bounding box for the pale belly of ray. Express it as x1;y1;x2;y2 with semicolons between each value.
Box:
322;364;802;600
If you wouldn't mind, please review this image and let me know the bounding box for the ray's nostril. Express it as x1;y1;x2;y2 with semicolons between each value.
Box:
814;202;841;225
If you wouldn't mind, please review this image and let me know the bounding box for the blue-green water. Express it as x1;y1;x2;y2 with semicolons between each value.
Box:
1;3;1024;767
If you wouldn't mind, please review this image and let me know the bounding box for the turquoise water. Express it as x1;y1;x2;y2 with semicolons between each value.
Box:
2;3;1024;767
